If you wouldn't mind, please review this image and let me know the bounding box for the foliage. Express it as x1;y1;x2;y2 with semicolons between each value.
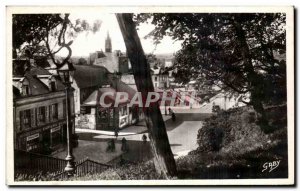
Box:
15;161;165;181
13;14;102;67
77;57;87;65
195;105;286;155
134;13;287;132
196;113;230;152
176;105;288;179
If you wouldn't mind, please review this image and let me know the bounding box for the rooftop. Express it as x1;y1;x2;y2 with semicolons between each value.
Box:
73;65;110;89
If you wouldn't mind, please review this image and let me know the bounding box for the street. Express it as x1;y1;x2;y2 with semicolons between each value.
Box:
53;107;212;164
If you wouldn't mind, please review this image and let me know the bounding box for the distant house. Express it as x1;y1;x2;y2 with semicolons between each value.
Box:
76;81;141;130
151;67;170;89
13;59;75;154
71;65;110;115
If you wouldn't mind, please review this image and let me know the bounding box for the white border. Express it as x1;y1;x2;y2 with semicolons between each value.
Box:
5;6;294;186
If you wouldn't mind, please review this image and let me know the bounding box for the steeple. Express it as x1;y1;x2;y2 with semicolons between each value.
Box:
105;31;112;53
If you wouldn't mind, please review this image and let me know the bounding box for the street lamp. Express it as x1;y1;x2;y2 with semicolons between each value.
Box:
57;61;75;176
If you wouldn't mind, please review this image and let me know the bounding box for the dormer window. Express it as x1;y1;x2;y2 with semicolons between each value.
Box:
49;76;57;92
23;85;30;96
50;81;56;91
21;78;30;96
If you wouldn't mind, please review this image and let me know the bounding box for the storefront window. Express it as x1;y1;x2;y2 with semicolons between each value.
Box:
26;133;40;152
51;127;62;147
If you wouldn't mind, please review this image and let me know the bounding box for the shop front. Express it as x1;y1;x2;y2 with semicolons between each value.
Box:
16;121;67;154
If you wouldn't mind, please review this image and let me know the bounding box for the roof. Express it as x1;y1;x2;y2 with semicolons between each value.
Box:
82;81;138;107
13;65;65;98
73;65;110;89
115;80;137;100
151;67;161;75
82;90;98;106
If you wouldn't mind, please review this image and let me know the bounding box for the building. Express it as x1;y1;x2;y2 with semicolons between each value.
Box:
87;32;132;74
13;60;75;154
76;79;141;130
151;67;170;89
71;65;109;115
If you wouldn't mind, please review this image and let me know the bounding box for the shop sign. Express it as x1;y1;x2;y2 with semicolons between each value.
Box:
43;122;60;131
26;133;39;141
51;126;61;133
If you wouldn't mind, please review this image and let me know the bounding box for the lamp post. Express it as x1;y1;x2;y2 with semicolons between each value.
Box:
57;61;76;176
113;71;120;139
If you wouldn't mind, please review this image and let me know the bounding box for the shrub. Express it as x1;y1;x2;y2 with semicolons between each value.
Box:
196;112;232;152
196;106;288;154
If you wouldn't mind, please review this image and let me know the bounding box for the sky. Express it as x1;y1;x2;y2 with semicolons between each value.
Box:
57;13;183;57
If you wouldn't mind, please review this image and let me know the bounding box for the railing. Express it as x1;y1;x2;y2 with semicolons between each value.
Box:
14;150;111;180
15;149;68;175
53;158;111;180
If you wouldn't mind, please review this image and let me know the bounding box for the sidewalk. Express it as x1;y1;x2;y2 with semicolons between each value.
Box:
76;115;172;136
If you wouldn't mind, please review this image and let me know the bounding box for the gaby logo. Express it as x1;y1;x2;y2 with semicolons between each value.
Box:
262;160;281;173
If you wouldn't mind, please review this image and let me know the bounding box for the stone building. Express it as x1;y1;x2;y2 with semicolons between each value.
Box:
13;60;75;154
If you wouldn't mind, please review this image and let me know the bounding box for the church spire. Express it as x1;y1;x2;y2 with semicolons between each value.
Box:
105;31;112;53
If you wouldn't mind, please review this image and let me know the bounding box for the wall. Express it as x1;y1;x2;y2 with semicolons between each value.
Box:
75;113;96;130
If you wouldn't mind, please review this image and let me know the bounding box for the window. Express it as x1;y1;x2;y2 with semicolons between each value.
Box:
53;104;58;120
154;76;158;81
50;81;56;91
51;127;62;147
37;106;46;123
50;104;58;121
26;133;40;151
23;85;29;96
121;106;127;116
20;109;31;129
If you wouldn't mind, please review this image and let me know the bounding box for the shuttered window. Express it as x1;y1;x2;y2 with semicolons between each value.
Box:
20;109;31;129
30;108;36;127
49;105;52;122
45;106;49;123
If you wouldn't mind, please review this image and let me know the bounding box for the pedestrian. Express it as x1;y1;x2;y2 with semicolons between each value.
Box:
114;129;119;139
142;134;147;143
106;140;111;152
168;108;172;116
172;112;176;122
121;137;129;152
111;139;116;152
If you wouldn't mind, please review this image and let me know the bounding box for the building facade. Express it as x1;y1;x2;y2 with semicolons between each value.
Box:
13;61;75;154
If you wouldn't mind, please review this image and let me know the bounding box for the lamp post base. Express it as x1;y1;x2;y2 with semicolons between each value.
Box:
64;161;75;176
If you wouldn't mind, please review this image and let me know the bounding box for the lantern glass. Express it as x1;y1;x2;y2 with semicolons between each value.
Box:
57;62;75;84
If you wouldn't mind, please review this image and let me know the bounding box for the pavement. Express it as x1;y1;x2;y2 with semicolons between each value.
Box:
54;106;214;164
75;115;171;137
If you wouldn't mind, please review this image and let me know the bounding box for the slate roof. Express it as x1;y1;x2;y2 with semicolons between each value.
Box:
13;65;65;98
73;65;110;89
82;82;137;107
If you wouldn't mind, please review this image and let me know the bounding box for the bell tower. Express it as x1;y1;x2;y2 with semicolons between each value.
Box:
105;31;112;53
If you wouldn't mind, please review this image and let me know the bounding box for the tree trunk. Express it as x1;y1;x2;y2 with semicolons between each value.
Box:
116;13;177;178
233;20;271;133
